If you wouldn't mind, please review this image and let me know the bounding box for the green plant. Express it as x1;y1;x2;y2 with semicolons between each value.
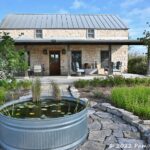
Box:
20;80;32;90
74;80;89;88
51;81;61;101
0;32;28;79
128;55;147;75
111;86;150;119
74;77;150;88
32;78;41;102
93;90;103;98
0;87;7;105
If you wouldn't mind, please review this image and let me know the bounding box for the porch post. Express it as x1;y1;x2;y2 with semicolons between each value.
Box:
24;46;29;79
147;45;150;76
67;45;71;76
108;44;112;75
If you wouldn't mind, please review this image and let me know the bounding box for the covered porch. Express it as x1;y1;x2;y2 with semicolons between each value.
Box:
15;39;147;76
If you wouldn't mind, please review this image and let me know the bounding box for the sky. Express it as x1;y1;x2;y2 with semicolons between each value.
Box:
0;0;150;54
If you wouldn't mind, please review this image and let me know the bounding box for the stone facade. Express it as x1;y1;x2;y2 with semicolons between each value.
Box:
1;29;128;40
1;29;128;75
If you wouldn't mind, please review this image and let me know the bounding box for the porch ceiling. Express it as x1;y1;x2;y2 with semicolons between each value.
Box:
13;39;144;46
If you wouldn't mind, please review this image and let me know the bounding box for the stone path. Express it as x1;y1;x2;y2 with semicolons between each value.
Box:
78;108;146;150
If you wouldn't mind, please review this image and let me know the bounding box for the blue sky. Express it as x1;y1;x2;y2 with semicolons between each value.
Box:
0;0;150;54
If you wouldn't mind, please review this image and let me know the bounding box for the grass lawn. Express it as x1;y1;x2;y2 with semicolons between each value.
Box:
111;86;150;119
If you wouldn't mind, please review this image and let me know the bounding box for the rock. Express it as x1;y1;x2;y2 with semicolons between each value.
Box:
117;138;145;150
99;103;111;111
80;98;88;103
117;123;132;131
80;141;106;150
138;124;150;133
122;114;139;124
88;120;102;131
104;135;117;145
111;115;126;124
113;130;123;138
87;108;96;116
131;120;141;128
107;107;122;117
142;120;150;125
123;131;141;139
95;111;113;119
102;121;118;130
88;129;112;142
90;101;98;107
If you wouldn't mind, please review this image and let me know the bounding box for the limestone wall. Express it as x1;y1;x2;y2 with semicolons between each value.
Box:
0;29;128;40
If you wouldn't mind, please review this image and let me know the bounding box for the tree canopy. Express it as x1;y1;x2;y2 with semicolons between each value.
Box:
0;32;28;79
139;22;150;75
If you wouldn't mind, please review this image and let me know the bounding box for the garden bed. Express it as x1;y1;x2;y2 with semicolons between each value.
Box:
74;76;150;120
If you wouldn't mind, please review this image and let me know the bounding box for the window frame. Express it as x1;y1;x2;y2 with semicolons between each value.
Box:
87;29;95;38
100;50;109;68
35;29;43;38
71;50;82;71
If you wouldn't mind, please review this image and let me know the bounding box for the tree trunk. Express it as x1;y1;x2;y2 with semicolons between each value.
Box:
147;46;150;76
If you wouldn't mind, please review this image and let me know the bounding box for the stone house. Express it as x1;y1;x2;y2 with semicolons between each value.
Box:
0;14;129;76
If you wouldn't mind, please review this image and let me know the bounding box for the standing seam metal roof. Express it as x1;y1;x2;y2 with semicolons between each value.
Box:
0;14;128;29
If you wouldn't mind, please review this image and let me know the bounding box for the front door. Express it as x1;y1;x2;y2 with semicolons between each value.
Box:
49;51;60;75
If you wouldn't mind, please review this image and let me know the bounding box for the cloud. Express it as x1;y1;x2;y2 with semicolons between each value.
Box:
121;0;143;8
71;0;86;9
58;9;69;14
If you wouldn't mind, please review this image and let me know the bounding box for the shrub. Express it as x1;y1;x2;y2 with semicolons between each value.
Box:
128;56;147;75
20;80;32;90
74;76;150;88
74;80;89;88
92;90;103;98
111;86;150;119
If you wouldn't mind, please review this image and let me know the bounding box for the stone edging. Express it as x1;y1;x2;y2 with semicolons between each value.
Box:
69;86;80;98
96;103;150;144
70;86;150;144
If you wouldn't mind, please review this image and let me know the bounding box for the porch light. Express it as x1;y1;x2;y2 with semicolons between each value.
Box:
43;49;48;54
62;49;66;54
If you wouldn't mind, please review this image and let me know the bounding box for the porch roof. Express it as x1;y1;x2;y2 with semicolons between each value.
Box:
13;39;144;46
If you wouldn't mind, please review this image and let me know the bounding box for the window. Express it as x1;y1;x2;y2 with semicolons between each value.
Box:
101;51;109;68
87;29;95;38
35;29;43;38
71;51;82;71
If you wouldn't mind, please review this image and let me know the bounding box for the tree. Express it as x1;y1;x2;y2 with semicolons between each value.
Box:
140;22;150;75
0;32;28;79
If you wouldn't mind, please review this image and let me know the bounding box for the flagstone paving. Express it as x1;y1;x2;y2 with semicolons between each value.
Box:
77;109;146;150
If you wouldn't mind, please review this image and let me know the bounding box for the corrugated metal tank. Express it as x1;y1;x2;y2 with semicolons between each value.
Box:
0;97;88;150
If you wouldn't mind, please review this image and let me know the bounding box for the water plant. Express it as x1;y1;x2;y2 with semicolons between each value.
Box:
51;81;61;101
32;78;41;102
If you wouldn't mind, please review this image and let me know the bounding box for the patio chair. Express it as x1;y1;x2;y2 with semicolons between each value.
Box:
33;65;42;76
75;62;85;76
113;61;122;75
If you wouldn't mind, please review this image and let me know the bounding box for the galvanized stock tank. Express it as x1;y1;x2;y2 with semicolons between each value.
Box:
0;96;88;150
